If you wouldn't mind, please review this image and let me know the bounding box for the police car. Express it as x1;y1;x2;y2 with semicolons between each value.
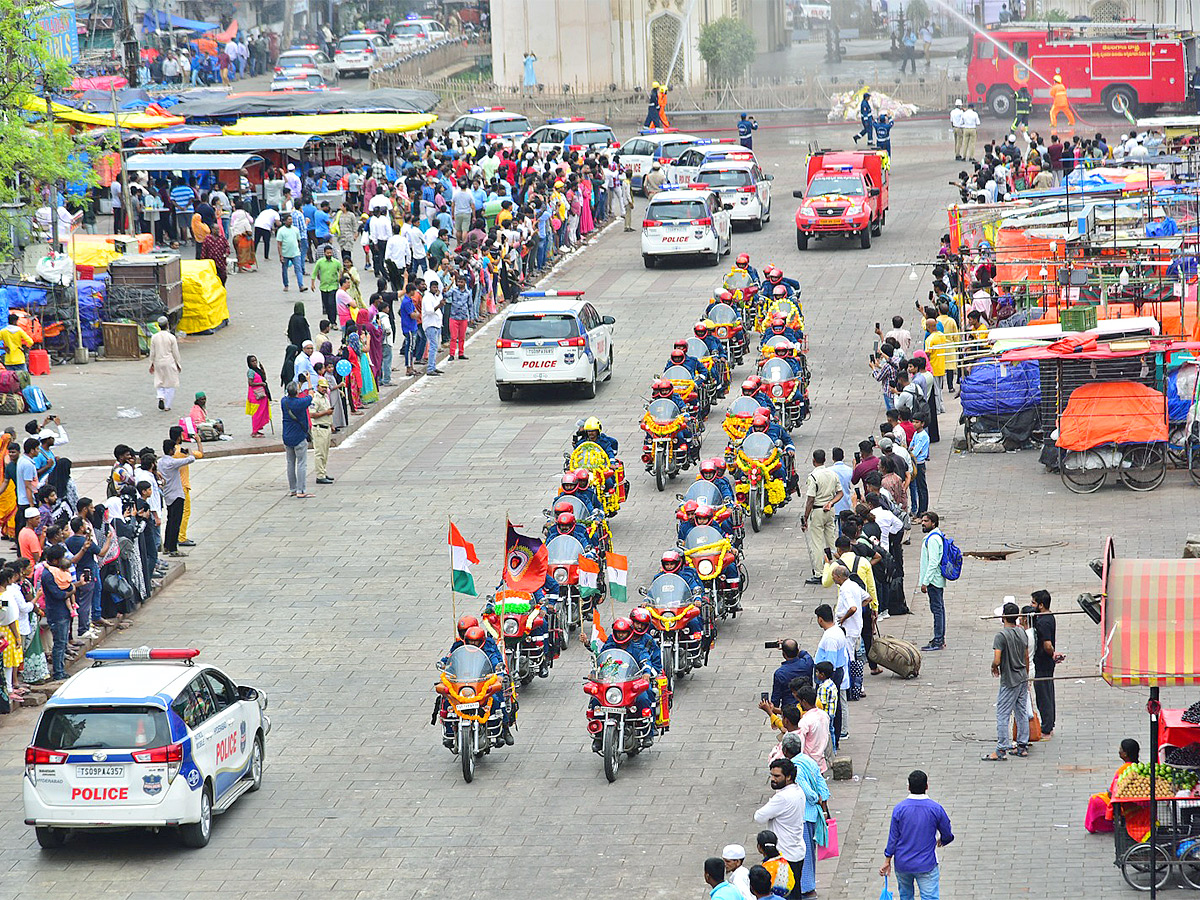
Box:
619;129;704;194
522;119;619;158
274;46;339;85
334;32;389;77
641;185;733;268
695;159;773;230
23;648;270;849
494;292;616;401
446;108;533;149
666;143;758;185
270;72;329;91
390;17;450;50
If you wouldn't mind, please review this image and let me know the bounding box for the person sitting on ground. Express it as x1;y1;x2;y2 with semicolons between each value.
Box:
189;392;224;441
1085;738;1141;834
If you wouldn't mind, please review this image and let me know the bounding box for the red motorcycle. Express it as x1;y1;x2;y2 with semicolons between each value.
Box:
583;648;664;782
640;573;707;689
759;357;804;431
484;590;550;686
642;398;694;492
708;301;747;366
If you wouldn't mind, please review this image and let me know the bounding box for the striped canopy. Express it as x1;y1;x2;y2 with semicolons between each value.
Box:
1102;556;1200;686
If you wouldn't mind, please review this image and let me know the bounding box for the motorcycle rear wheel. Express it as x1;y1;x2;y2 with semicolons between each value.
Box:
602;722;620;782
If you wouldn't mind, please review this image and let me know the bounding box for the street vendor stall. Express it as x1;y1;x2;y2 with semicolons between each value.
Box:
221;112;437;136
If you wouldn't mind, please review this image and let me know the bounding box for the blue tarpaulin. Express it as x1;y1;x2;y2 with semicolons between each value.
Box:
142;11;217;33
960;360;1041;417
76;279;106;352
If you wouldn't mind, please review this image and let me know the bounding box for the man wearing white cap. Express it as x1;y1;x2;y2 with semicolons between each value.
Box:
721;845;753;899
949;99;965;160
293;341;319;393
148;316;181;412
284;163;301;198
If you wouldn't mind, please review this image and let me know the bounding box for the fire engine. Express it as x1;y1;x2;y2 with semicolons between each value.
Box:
966;24;1198;118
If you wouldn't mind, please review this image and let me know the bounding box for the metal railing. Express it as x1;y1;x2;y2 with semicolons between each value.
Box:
370;39;489;89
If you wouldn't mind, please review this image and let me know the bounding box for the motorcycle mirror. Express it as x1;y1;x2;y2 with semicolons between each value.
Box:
542;508;551;516
638;585;648;596
435;660;447;672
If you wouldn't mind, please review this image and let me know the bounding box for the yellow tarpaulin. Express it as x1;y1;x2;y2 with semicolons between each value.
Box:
223;112;437;136
22;96;184;129
65;234;155;269
179;260;230;335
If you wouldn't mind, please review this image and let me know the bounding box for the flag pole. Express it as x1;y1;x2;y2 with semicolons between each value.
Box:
448;515;457;637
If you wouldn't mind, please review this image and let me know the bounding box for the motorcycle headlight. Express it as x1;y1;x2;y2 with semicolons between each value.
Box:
502;618;519;636
458;685;476;699
604;686;624;705
697;558;715;577
554;566;569;584
771;384;784;398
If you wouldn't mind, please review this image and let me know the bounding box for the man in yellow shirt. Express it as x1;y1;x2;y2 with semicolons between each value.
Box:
935;302;960;392
0;315;33;371
923;319;949;383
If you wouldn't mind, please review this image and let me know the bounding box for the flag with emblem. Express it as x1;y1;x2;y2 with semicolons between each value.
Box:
503;520;549;591
578;554;601;598
606;552;628;602
448;522;479;596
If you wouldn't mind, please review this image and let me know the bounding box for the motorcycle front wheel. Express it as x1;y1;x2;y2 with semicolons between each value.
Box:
750;490;763;533
602;721;620;782
654;447;666;492
461;723;476;783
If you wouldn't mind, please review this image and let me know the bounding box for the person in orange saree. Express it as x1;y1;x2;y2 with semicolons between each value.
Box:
245;355;272;438
0;433;16;539
1085;738;1141;834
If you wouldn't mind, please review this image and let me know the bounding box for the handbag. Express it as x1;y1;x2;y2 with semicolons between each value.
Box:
879;876;894;900
103;572;134;602
817;817;839;860
1013;706;1042;742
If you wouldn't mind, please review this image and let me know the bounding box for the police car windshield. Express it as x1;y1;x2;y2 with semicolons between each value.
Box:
339;38;373;50
808;176;864;196
648;200;707;221
35;706;172;751
393;23;428;36
659;141;693;158
489;117;531;134
572;128;615;145
699;169;752;187
502;314;579;341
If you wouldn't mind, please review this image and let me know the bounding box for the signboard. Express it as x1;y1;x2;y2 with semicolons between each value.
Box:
34;1;79;66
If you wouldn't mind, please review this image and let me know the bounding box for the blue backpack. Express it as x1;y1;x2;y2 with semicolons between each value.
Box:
925;530;963;581
22;385;49;413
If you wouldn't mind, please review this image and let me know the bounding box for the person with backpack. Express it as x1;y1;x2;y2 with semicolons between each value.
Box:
918;511;962;652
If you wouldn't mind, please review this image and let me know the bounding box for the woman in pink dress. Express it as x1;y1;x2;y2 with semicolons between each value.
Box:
579;175;595;235
245;355;272;437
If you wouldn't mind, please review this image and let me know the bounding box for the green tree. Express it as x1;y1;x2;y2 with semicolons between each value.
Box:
906;0;931;27
697;16;757;87
0;6;96;257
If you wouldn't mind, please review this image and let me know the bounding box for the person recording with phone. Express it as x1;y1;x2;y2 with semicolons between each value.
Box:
763;638;815;707
869;342;900;410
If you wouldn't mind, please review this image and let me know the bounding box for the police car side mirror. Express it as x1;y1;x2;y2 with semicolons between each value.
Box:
869;187;881;197
238;685;261;704
723;203;734;211
762;173;774;181
602;315;616;325
792;189;804;199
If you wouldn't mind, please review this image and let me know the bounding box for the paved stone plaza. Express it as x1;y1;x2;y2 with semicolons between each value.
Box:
0;116;1183;899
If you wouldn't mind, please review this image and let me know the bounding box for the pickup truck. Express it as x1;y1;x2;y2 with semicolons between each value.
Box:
792;151;888;250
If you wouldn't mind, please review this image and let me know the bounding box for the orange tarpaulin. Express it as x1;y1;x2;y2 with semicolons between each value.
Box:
1056;381;1167;451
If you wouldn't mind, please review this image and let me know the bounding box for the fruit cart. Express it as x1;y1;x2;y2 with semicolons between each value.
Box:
1112;781;1200;890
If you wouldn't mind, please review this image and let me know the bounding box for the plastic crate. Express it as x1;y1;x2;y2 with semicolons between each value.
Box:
1060;306;1098;333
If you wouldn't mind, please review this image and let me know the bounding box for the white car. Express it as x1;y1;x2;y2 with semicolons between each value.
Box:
494;294;615;401
619;130;703;194
390;17;449;50
522;119;619;158
274;47;339;85
446;108;533;149
641;186;733;268
334;32;389;77
666;143;758;186
270;73;328;91
695;159;773;230
23;648;270;849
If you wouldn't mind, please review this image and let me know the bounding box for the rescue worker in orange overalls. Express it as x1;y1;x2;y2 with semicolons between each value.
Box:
1049;74;1075;129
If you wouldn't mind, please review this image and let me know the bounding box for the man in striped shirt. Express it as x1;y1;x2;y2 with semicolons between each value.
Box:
170;179;195;245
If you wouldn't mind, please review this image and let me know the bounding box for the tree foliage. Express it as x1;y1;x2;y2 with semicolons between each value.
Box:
906;0;931;27
1;5;97;254
697;17;757;87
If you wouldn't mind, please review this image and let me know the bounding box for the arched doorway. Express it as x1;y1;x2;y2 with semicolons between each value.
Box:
649;11;686;85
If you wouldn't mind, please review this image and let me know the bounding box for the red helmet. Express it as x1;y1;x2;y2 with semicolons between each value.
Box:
651;378;673;398
556;511;577;530
694;501;714;524
457;614;480;638
755;406;772;419
741;378;760;396
751;413;771;431
683;499;699;517
661;550;684;572
717;289;734;304
560;471;578;492
772;285;789;300
700;459;718;479
630;607;652;634
573;468;591;486
553;498;573;516
464;626;486;647
713;458;728;476
775;340;793;357
673;339;689;351
611;617;634;645
669;348;685;364
735;253;750;267
693;321;709;338
766;266;783;283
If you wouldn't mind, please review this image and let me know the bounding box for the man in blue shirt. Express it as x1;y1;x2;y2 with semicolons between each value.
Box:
703;856;745;900
880;770;954;900
908;414;930;515
313;201;332;244
737;112;758;149
830;447;854;519
280;382;312;497
769;639;814;706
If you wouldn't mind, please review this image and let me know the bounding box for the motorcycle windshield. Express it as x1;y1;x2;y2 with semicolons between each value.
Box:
724;271;753;291
648;398;681;424
769;298;801;320
663;365;693;381
741;431;776;460
546;534;585;564
647;573;695;609
761;358;793;384
686;337;709;360
729;396;760;417
552;495;588;519
709;303;739;325
763;335;791;351
592;648;640;683
683;481;724;506
445;645;494;682
684;524;726;551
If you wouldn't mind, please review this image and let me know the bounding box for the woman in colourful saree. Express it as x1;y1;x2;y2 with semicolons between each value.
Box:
246;355;272;438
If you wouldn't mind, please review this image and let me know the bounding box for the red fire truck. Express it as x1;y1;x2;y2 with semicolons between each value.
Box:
966;24;1198;119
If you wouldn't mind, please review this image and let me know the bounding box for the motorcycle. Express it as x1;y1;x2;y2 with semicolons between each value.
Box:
583;648;664;782
640;573;706;688
663;363;708;420
546;533;600;636
565;442;628;516
681;523;744;619
677;479;744;548
484;590;551;686
722;396;759;464
641;398;694;492
761;295;806;343
723;269;760;332
759;357;806;431
732;431;790;533
686;337;731;402
543;495;612;556
708;302;747;366
436;645;507;783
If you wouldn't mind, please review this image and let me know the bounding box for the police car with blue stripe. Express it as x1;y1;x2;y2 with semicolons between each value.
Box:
521;118;619;157
619;128;704;194
666;143;760;186
641;184;733;268
23;648;270;849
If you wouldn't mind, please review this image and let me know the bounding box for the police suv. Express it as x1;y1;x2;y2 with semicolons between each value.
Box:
522;118;619;157
666;143;759;186
695;159;774;230
619;128;704;194
641;185;733;268
446;108;533;149
494;292;616;401
23;648;270;849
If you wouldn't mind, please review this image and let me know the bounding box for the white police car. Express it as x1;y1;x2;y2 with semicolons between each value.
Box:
641;185;733;268
274;46;339;85
695;159;773;230
522;119;618;158
23;648;269;849
446;108;533;149
666;143;758;185
619;129;703;194
334;32;389;78
494;292;615;401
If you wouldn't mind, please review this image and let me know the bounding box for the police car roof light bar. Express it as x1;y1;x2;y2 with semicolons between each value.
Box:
469;107;506;113
518;290;585;298
86;647;200;666
638;127;679;135
547;117;586;124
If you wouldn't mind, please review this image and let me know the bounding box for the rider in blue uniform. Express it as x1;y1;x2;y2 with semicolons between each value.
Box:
679;501;739;546
732;253;761;285
759;315;803;349
748;411;797;495
693;321;727;359
573;416;619;459
629;607;663;673
740;376;777;415
556;470;603;515
652;551;706;644
771;341;805;378
441;619;514;745
698;458;737;506
764;267;801;299
597;618;658;741
666;345;706;386
551;510;599;555
706;288;738;315
644;379;700;464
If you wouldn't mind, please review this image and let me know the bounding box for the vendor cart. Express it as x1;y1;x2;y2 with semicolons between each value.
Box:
1056;381;1169;493
1112;796;1200;891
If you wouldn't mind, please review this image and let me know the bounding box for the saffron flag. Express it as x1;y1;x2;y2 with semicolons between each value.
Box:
585;602;607;651
449;522;479;596
503;520;549;591
606;552;628;603
578;554;601;598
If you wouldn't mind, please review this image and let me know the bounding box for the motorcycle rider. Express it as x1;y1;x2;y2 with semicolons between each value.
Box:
772;340;805;378
573;416;619;459
741;375;776;415
440;622;514;746
680;499;738;544
644;378;700;466
759;313;802;348
748;411;797;494
706;288;738;315
693;320;727;359
698;457;737;506
650;550;707;647
629;607;663;673
731;252;760;284
556;470;602;516
597;617;659;744
763;265;801;298
552;510;600;555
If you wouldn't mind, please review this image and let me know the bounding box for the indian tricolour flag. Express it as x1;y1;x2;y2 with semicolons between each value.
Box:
606;552;628;603
578;554;601;598
448;522;479;596
584;603;607;651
